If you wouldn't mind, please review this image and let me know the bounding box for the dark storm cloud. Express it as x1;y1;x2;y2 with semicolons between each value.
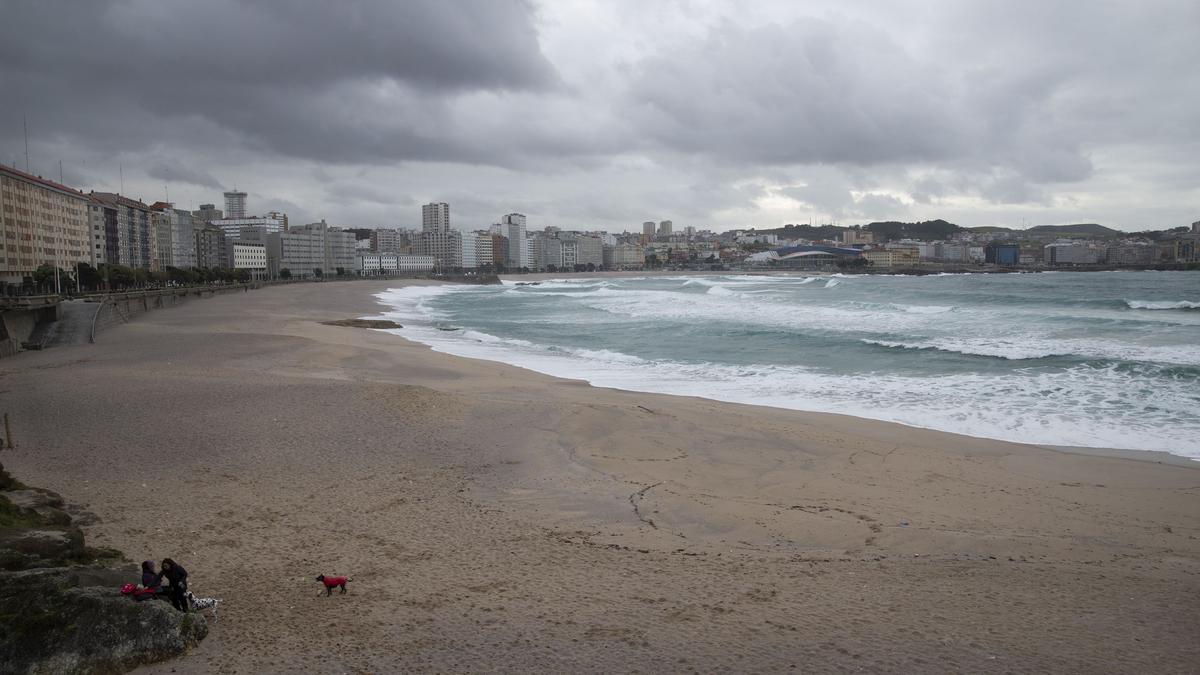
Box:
0;0;560;165
1;0;1197;229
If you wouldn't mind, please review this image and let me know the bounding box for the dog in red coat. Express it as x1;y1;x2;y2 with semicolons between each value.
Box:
316;574;351;596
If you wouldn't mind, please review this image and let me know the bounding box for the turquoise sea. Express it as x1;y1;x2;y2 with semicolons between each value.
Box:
375;271;1200;459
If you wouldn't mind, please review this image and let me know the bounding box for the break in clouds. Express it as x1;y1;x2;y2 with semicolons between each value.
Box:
1;0;1197;231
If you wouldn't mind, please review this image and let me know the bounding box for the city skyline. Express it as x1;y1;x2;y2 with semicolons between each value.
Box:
2;1;1198;232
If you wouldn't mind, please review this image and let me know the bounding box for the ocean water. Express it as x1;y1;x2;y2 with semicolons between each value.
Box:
373;271;1200;459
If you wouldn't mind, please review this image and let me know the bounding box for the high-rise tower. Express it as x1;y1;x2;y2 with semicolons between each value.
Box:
422;202;450;233
223;190;247;219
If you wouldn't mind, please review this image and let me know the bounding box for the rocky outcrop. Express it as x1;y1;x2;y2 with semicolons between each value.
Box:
0;566;208;674
0;466;206;673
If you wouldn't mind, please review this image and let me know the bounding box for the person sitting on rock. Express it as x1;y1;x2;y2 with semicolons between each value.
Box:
140;560;163;595
160;558;189;612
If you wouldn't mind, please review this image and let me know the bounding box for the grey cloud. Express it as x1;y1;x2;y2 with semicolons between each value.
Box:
2;0;1198;231
145;160;224;191
627;18;972;166
0;0;557;93
0;0;562;168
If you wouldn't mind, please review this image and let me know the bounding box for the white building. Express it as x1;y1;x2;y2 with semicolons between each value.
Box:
472;231;494;268
422;202;450;232
417;202;460;270
460;230;478;269
228;241;268;277
211;213;286;241
357;254;435;275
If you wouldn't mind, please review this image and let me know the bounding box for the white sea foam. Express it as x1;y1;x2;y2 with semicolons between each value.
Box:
1126;300;1200;310
371;276;1200;459
892;304;955;314
373;311;1200;457
824;278;841;288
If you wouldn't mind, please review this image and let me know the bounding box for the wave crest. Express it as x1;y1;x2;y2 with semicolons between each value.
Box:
1126;300;1200;310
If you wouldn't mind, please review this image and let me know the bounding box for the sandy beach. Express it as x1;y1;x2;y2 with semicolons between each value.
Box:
2;280;1198;673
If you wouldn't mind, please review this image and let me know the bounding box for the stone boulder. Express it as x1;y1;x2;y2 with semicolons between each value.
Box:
0;527;89;571
2;489;78;526
0;566;208;674
2;489;65;510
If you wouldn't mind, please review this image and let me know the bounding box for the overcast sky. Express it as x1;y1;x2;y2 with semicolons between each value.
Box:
2;0;1197;232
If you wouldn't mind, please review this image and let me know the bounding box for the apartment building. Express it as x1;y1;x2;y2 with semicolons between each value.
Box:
266;220;356;277
194;224;228;268
0;165;91;284
88;192;157;270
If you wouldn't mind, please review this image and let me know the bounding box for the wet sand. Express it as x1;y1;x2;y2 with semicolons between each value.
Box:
2;280;1198;673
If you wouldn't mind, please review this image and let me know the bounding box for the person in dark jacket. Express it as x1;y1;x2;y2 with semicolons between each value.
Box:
160;558;189;612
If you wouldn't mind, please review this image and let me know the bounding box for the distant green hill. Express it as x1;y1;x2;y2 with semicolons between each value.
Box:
966;226;1017;234
1025;223;1121;237
749;219;963;242
752;223;845;240
864;219;962;241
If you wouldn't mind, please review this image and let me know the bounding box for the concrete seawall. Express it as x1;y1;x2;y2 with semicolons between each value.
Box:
88;285;259;343
0;285;260;358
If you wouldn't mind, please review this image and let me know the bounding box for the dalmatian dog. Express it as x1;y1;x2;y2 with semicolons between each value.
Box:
184;590;222;619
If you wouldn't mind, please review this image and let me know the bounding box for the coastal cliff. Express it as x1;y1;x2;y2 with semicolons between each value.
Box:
0;466;207;674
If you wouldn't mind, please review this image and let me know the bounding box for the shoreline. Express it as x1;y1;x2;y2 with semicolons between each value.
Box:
374;277;1200;463
4;279;1197;672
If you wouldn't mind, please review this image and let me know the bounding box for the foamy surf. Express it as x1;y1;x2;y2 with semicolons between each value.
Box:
373;272;1200;459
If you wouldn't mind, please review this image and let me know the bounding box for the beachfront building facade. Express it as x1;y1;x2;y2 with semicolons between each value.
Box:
603;242;645;269
416;202;461;270
88;192;157;270
194;224;228;269
1045;242;1104;265
265;220;356;278
862;249;917;268
471;231;495;269
150;205;174;270
0;165;91;285
370;227;412;254
228;241;268;277
356;253;435;275
460;230;478;269
211;212;287;242
503;213;527;270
